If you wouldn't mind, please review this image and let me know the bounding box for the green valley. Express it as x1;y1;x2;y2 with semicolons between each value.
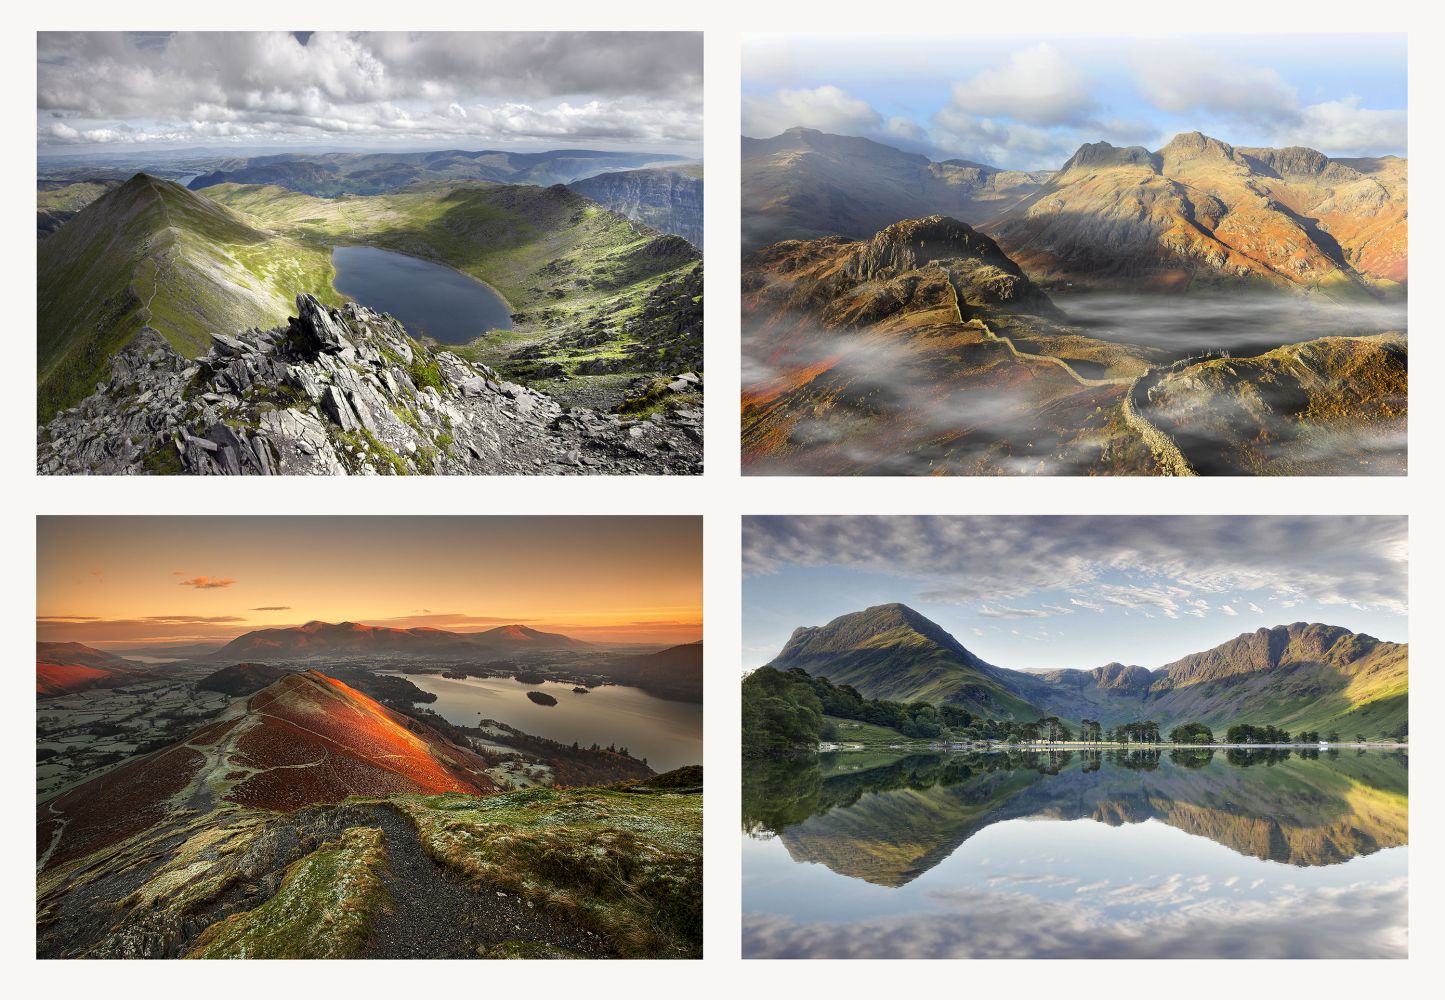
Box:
38;174;702;422
745;604;1408;755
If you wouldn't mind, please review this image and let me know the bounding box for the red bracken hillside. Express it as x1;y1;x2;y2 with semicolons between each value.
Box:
36;641;147;697
38;670;498;871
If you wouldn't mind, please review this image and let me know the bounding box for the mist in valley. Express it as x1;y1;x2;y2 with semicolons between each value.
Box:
1051;290;1407;357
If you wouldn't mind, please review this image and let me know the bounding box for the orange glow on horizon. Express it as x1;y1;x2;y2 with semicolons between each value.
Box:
37;516;702;649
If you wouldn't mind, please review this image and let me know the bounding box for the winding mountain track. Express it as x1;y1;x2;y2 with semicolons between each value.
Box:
940;269;1198;475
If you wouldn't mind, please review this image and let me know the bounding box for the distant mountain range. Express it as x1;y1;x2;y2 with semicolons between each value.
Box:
188;148;690;196
742;127;1407;293
742;127;1047;252
210;620;589;661
767;603;1406;735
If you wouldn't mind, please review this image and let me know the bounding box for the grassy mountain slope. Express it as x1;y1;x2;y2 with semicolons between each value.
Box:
773;605;1406;736
37;179;120;238
37;174;336;419
204;180;702;398
769;603;1045;718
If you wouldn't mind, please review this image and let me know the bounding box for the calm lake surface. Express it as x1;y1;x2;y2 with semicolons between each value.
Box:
396;672;702;773
743;748;1407;959
331;245;513;344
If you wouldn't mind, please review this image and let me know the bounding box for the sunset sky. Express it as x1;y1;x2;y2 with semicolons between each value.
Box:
38;516;701;650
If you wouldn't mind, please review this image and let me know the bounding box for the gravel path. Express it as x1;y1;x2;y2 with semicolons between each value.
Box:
361;806;613;959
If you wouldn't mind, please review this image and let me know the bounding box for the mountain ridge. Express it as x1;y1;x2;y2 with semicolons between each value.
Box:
743;127;1407;293
742;127;1049;251
765;603;1406;733
211;619;589;661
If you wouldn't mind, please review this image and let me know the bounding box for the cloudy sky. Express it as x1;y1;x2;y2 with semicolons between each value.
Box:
37;32;702;155
37;516;701;649
742;515;1408;671
743;33;1406;169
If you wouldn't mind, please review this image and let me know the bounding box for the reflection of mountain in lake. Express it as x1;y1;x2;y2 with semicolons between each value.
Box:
744;750;1407;887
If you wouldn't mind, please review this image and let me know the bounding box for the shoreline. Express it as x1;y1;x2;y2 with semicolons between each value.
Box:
818;741;1408;753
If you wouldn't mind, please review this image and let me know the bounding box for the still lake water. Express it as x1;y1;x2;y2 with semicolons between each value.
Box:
743;748;1407;958
397;673;702;773
331;245;513;344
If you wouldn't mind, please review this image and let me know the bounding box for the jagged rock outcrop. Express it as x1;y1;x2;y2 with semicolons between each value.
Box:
37;295;702;475
841;216;1056;314
743;215;1057;328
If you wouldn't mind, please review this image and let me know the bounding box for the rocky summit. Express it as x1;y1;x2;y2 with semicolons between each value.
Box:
37;294;702;475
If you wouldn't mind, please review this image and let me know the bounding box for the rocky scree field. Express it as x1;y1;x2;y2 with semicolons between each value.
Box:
38;294;700;475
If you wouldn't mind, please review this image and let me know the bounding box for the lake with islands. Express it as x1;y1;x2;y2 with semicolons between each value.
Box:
743;748;1407;959
394;672;702;773
331;245;513;344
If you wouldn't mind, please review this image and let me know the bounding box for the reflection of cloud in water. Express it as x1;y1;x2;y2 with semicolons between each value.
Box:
742;876;1407;959
1055;291;1406;355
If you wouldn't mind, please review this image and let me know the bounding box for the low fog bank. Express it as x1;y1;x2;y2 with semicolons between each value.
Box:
1053;291;1407;356
743;323;1117;476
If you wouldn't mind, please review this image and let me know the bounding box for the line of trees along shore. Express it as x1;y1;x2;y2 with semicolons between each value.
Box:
742;666;1395;757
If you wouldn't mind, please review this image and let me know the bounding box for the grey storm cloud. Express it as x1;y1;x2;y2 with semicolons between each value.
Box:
37;31;702;148
742;515;1407;615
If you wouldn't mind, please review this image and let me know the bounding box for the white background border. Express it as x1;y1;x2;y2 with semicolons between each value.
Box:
4;3;1439;993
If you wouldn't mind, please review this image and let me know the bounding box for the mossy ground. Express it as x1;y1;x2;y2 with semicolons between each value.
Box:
388;785;703;958
187;825;390;959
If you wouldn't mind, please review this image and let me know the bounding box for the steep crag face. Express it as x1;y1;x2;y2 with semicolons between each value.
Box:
989;132;1407;293
568;167;704;247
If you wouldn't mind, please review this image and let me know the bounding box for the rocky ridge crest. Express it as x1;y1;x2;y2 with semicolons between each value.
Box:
37;294;702;475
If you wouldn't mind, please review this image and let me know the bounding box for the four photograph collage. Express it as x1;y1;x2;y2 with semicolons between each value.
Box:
25;21;1420;975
